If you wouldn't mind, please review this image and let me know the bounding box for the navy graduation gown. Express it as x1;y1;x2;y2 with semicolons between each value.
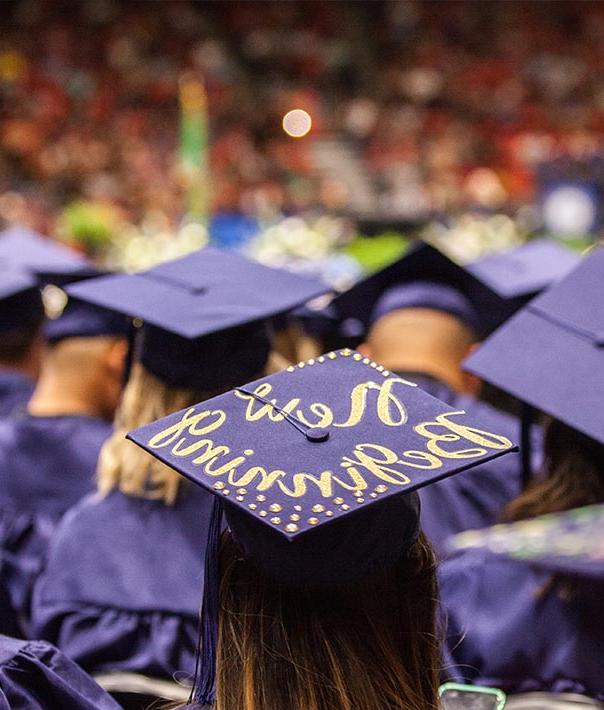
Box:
0;372;34;418
0;634;120;709
32;484;214;681
403;374;535;558
0;414;111;635
440;549;604;698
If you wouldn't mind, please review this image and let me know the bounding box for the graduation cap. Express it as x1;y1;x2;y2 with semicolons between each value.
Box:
448;503;604;581
127;349;517;704
66;247;329;390
44;296;131;344
0;225;91;281
0;267;44;332
464;245;604;445
331;242;516;341
466;238;581;300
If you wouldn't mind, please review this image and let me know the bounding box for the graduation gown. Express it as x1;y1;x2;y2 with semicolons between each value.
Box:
0;372;34;419
440;549;604;698
32;484;214;681
401;374;535;558
0;634;120;710
0;414;111;635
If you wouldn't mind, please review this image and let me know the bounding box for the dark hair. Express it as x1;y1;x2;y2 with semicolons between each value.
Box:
0;319;44;363
503;418;604;522
213;530;442;710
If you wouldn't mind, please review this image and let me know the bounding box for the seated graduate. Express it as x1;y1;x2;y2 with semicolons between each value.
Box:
31;247;327;683
0;292;128;636
126;346;516;710
440;245;604;697
444;504;604;700
0;269;44;417
0;633;120;709
330;242;540;556
0;225;93;419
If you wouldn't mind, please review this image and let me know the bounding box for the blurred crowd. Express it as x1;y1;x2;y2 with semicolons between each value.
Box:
0;0;603;237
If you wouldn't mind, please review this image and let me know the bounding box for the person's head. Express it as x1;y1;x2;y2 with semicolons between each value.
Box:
98;362;232;505
358;282;480;394
65;246;328;507
215;529;440;710
504;418;604;522
29;334;127;421
28;297;130;420
126;348;517;709
98;322;274;505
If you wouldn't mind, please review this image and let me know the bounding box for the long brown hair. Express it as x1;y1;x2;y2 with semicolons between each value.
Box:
503;418;604;522
214;530;441;710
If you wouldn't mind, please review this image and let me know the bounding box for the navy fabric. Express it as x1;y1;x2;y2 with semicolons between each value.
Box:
331;242;516;340
66;246;327;389
0;415;111;636
32;486;213;681
0;634;120;709
465;245;604;445
66;247;329;340
371;282;480;333
0;372;34;418
448;503;604;580
0;269;43;333
0;226;90;279
0;269;38;303
138;321;271;391
44;298;130;344
440;549;604;699
467;238;580;299
401;374;534;558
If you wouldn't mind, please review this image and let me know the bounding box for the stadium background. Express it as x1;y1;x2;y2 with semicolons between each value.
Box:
1;0;602;283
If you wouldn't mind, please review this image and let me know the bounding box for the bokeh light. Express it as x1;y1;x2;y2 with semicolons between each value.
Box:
282;109;312;138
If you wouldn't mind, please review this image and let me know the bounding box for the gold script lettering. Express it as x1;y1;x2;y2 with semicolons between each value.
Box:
341;444;412;485
147;407;226;450
335;377;414;428
415;411;513;459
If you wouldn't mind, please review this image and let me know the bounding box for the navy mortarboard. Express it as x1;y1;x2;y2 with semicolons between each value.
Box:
467;237;581;300
464;244;604;445
331;242;514;340
0;225;91;281
128;349;517;703
0;268;44;416
67;247;329;389
42;272;131;343
43;292;130;344
0;268;44;332
448;503;604;581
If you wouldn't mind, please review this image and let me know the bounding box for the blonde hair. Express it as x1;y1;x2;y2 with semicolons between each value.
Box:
97;363;229;505
98;355;282;505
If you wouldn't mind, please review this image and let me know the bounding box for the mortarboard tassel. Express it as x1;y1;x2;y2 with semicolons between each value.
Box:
520;403;534;489
192;494;223;707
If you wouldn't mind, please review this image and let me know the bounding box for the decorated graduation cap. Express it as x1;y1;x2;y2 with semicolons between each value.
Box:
0;225;91;281
464;245;604;445
127;349;517;704
331;242;515;341
466;238;581;300
448;503;604;581
66;247;328;390
0;267;44;332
